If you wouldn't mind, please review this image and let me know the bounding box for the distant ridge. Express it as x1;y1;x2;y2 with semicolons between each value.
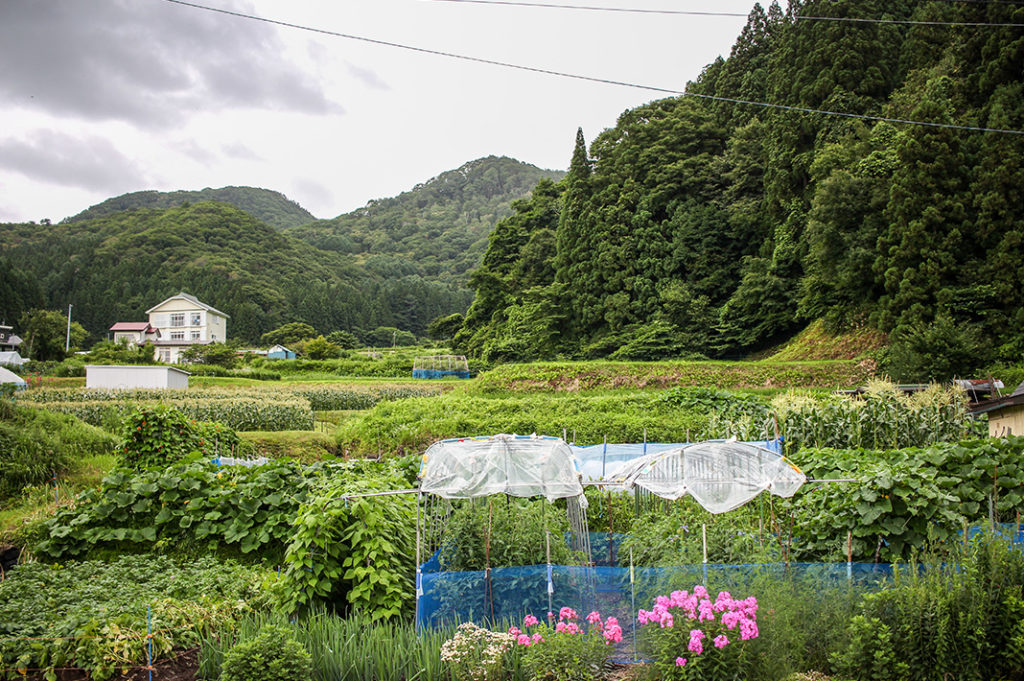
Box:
67;186;315;231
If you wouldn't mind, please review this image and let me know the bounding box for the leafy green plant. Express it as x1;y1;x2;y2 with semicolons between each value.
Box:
275;464;416;618
516;609;619;681
0;555;261;681
219;625;313;681
118;405;240;469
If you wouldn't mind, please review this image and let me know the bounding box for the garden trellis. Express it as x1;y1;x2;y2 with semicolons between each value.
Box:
412;355;470;379
416;434;592;627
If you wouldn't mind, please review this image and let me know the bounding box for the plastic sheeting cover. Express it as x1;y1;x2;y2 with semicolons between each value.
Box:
419;434;584;502
613;441;806;513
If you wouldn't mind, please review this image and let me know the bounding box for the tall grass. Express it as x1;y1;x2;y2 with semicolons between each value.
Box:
198;610;453;681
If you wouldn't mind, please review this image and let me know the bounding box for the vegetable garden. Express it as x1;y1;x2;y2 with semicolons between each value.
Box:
1;372;1022;681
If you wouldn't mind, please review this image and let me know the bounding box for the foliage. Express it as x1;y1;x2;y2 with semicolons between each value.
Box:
325;329;360;349
304;335;342;359
117;405;242;470
772;381;980;453
0;555;261;681
275;463;416;618
260;322;316;346
765;319;889;362
17;309;87;361
199;609;453;681
287;156;564;286
881;315;989;382
638;586;761;681
67;186;316;230
85;340;158;365
180;342;238;368
219;625;313;681
336;391;712;457
428;313;465;340
0;403;117;501
439;498;580;571
831;537;1024;681
790;436;1024;561
440;622;515;681
620;500;781;567
472;360;873;393
0;202;470;343
516;609;621;681
25;396;314;432
32;459;317;561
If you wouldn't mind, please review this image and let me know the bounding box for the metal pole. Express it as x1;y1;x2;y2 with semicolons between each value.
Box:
629;546;637;661
602;435;607;479
546;530;553;618
415;491;422;634
147;604;153;681
702;523;708;585
65;304;72;352
847;530;853;582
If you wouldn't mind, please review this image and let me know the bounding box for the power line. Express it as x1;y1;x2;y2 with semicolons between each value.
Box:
432;0;1024;26
427;0;749;17
159;0;1024;136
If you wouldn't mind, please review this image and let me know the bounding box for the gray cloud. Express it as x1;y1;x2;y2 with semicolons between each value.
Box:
347;62;390;91
0;0;342;127
222;141;262;161
0;130;147;192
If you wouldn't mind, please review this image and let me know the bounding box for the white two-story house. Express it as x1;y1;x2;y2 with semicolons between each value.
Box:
148;292;229;363
109;292;229;364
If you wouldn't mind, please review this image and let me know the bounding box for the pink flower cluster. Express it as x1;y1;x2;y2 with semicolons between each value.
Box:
513;608;624;647
636;585;759;661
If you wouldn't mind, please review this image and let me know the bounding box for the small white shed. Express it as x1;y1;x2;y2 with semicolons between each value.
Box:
85;365;190;390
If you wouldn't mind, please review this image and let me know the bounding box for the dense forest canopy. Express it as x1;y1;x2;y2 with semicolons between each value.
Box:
285;156;564;285
0;202;470;343
454;0;1024;374
0;158;560;345
68;186;316;231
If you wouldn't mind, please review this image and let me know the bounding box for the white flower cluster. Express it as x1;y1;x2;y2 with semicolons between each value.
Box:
440;622;515;681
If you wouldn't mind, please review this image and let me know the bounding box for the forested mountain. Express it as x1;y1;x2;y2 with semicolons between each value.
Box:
285;156;564;284
0;203;471;342
68;187;315;230
454;0;1024;374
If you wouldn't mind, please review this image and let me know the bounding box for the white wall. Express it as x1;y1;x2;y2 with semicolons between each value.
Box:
86;365;190;390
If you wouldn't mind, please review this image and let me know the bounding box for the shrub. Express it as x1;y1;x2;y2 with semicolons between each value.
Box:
220;625;312;681
118;405;242;469
638;586;761;681
516;608;621;681
831;537;1024;681
440;622;514;681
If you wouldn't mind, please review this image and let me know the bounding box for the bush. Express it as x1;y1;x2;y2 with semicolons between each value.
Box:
518;609;620;681
118;405;242;470
831;537;1024;681
882;315;989;382
219;625;313;681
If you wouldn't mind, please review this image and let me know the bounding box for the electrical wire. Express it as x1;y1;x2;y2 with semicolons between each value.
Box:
427;0;749;17
159;0;1024;136
429;0;1024;25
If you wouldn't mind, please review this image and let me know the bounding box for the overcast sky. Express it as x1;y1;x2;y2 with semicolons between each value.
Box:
0;0;764;223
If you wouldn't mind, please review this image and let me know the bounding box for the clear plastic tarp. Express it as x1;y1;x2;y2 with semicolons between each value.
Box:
571;439;782;483
419;434;584;502
611;441;806;513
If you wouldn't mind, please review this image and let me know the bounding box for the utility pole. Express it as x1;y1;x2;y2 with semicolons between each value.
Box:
65;304;73;353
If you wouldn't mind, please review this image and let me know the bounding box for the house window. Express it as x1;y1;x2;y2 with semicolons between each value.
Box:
190;330;200;340
170;313;185;327
190;312;201;326
160;350;171;362
170;331;185;341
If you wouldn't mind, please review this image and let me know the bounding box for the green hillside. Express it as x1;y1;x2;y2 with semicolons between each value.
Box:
286;156;564;283
67;186;315;231
455;0;1024;379
0;202;469;342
